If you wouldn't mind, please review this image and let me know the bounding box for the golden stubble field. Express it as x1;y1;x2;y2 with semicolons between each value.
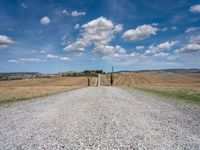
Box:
0;76;96;103
101;72;200;93
0;72;200;104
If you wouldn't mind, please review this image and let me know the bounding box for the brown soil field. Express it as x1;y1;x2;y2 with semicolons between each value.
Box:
0;76;96;103
101;72;200;93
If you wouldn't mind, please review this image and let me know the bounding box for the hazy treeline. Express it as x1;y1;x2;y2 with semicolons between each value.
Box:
61;70;105;77
0;70;105;81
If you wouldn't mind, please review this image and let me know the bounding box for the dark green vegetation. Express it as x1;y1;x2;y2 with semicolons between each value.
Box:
61;70;105;77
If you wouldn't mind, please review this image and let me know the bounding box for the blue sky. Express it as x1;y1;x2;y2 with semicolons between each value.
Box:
0;0;200;73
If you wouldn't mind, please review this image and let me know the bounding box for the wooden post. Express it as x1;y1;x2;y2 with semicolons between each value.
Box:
97;73;100;87
87;77;90;86
111;66;113;86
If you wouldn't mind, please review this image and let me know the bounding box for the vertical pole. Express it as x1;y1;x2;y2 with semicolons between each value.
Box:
87;77;90;86
111;66;114;86
98;73;100;87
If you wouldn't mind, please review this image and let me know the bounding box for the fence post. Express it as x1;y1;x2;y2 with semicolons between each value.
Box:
111;66;114;86
97;73;100;87
87;77;90;86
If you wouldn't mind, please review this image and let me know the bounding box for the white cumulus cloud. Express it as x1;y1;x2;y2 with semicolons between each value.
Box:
157;41;178;50
189;35;200;44
161;27;168;32
0;35;15;49
102;52;140;61
136;46;144;50
60;57;70;61
190;4;200;13
63;40;86;53
176;44;200;53
74;24;80;29
185;27;200;33
63;17;123;55
116;45;126;54
113;24;123;32
21;3;28;8
171;26;177;30
81;17;122;44
19;58;47;63
40;16;50;25
47;54;59;59
94;44;115;55
62;10;69;15
71;10;86;17
154;52;170;57
122;24;158;42
176;35;200;53
144;41;178;56
94;44;126;55
32;50;47;54
8;59;18;63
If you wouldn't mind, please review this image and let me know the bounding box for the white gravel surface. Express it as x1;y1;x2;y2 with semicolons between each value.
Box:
0;86;200;150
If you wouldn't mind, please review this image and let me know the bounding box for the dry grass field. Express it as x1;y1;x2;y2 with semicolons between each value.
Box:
0;72;199;105
0;76;96;104
101;72;200;103
101;72;200;92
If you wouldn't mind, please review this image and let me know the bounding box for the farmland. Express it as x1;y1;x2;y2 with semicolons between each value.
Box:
101;72;200;103
0;76;96;104
102;72;200;91
0;72;200;149
0;72;200;104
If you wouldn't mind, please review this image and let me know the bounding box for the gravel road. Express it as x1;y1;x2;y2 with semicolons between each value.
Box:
0;86;200;149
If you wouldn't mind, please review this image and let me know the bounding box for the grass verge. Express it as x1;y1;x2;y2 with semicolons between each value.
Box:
0;86;83;106
130;86;200;104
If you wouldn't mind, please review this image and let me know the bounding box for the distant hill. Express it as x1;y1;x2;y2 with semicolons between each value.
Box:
0;72;41;80
0;70;106;80
1;69;200;81
0;72;40;76
114;69;200;74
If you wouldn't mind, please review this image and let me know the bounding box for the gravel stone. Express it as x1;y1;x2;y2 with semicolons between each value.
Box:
0;86;200;149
